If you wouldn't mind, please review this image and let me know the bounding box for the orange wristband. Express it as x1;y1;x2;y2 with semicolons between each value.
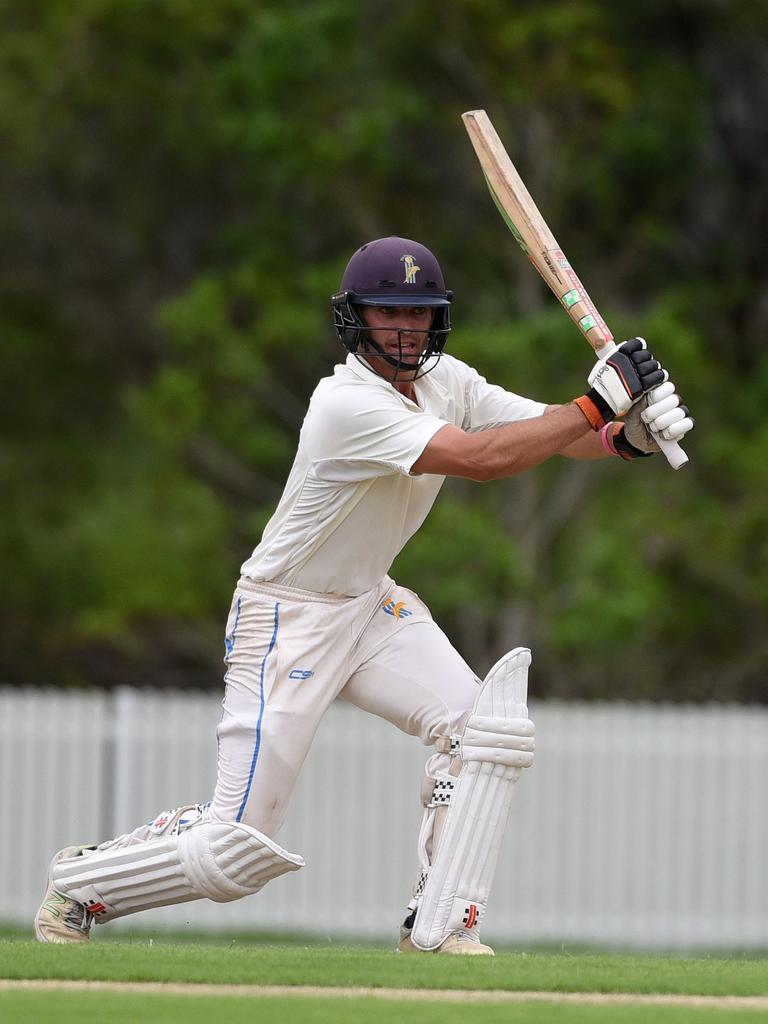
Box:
573;395;605;431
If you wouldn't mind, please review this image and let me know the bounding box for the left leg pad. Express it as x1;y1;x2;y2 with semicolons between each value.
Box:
52;821;304;923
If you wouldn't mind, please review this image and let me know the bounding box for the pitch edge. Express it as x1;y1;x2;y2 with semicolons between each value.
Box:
1;980;767;1009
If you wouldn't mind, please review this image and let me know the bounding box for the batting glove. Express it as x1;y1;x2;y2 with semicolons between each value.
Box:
574;338;667;430
609;382;695;459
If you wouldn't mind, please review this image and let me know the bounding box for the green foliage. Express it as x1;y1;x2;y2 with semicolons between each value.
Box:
1;0;766;698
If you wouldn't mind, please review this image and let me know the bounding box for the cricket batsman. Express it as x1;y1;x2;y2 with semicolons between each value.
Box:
35;237;693;954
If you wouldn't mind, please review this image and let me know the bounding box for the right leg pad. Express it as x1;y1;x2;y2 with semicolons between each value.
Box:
410;647;535;950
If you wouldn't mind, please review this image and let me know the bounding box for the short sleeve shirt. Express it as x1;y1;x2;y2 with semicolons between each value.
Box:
240;353;546;596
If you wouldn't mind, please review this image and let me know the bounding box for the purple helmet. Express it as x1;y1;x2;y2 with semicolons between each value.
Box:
331;236;452;376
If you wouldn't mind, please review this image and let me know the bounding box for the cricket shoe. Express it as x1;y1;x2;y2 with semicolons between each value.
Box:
34;845;98;943
397;931;495;955
397;909;494;955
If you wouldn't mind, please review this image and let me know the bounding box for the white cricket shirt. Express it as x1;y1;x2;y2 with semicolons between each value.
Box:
241;353;546;596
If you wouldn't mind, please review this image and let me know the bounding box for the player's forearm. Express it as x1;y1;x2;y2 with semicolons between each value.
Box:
541;403;610;460
556;426;610;460
475;404;592;479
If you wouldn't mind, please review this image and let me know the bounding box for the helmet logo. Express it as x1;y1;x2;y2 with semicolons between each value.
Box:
401;254;421;284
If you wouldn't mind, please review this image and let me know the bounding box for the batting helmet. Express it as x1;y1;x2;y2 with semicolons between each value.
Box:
331;237;452;376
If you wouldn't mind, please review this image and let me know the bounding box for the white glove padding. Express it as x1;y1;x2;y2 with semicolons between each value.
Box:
642;381;694;440
623;382;694;453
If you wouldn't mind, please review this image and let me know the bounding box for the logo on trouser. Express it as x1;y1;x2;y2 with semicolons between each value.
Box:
462;903;480;930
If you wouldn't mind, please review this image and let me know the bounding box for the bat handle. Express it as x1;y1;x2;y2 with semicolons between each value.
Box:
655;434;689;470
595;343;689;470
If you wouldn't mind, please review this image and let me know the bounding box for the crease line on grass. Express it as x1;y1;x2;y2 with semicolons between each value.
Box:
1;980;767;1009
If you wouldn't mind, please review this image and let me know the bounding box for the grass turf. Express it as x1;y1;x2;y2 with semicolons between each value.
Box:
3;992;768;1024
1;941;767;997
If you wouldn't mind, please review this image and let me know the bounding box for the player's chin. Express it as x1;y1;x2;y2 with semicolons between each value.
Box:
387;347;424;365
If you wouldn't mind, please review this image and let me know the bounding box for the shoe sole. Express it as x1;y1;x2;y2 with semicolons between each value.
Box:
397;934;494;955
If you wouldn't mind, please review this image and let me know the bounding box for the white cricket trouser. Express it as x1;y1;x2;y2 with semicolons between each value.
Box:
89;576;480;894
211;576;480;836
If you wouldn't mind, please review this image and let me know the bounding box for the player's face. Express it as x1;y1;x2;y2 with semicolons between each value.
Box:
357;305;434;381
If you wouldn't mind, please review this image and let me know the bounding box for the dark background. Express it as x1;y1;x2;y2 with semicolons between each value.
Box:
2;0;766;701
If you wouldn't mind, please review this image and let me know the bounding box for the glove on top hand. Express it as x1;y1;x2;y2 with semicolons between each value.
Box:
574;338;666;430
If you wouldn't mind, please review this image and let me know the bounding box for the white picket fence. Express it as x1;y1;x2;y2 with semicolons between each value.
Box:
1;687;767;949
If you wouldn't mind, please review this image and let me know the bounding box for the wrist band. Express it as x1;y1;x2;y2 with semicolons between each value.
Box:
600;422;620;456
573;395;605;431
611;424;653;460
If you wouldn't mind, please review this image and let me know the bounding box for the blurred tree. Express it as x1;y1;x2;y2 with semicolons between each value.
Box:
0;0;765;699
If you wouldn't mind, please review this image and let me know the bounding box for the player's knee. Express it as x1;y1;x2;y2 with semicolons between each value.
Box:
181;821;303;903
423;696;475;749
208;798;286;843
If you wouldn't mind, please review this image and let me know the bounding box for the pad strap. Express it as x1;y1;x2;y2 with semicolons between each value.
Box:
426;775;455;808
434;735;462;756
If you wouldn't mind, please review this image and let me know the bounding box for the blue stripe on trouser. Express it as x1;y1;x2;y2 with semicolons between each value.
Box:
236;601;280;823
217;594;243;759
224;595;243;661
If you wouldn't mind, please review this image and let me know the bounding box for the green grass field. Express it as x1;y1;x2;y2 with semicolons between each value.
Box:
2;936;767;1024
5;991;768;1024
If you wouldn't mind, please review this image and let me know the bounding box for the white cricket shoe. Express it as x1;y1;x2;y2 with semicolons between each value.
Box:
34;845;97;943
397;910;494;956
398;931;495;955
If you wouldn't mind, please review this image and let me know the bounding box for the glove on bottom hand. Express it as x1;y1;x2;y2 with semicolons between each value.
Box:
612;381;694;459
575;338;666;430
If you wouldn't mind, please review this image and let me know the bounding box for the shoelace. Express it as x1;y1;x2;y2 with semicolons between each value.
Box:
63;901;94;934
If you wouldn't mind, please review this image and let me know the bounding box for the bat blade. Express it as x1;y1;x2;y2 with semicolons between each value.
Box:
462;109;688;470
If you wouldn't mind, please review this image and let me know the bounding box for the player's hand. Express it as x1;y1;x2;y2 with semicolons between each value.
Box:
641;381;694;440
575;338;666;429
616;382;695;457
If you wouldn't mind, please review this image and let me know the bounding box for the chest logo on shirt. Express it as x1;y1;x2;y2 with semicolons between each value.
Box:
401;254;421;284
382;599;413;620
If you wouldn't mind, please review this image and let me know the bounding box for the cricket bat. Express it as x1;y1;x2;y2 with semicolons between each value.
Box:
462;109;688;470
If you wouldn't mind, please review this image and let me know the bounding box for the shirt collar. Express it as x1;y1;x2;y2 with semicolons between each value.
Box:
343;353;450;415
